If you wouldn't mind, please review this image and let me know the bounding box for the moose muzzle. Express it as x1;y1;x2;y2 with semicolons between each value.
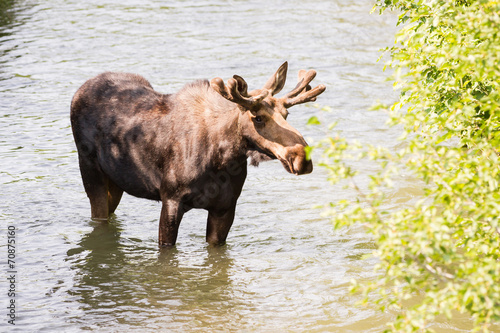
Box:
277;144;313;175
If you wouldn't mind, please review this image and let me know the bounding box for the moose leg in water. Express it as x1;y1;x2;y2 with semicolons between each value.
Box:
77;151;123;219
107;180;124;215
206;205;237;245
159;199;185;247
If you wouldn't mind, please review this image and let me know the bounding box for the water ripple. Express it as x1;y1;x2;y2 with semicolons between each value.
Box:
0;0;430;332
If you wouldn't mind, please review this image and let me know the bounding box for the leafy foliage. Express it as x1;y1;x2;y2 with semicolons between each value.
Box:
313;0;500;331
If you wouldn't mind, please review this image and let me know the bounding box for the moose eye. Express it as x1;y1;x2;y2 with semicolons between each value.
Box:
255;115;263;123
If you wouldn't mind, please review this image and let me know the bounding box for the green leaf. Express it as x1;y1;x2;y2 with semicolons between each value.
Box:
307;115;321;125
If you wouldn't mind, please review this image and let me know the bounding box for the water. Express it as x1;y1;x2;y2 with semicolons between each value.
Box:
0;0;480;332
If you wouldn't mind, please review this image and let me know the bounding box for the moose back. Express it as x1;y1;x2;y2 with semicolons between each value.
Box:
70;62;325;247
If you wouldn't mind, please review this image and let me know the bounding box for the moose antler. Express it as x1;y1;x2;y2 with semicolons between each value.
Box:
211;76;268;109
281;69;326;108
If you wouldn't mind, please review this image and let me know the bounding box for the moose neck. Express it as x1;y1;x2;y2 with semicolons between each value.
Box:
166;80;248;169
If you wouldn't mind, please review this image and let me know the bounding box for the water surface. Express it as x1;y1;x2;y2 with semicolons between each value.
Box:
0;1;478;332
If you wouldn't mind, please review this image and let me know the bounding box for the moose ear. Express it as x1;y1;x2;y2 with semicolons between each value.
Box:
262;61;288;96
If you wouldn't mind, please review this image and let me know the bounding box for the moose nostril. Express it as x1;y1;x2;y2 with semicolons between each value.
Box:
303;159;313;174
285;144;313;175
294;154;313;175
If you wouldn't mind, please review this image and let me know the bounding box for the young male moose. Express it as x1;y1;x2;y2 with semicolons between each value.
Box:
71;62;325;247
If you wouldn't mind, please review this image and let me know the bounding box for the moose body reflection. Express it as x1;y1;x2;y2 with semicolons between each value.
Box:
71;62;325;247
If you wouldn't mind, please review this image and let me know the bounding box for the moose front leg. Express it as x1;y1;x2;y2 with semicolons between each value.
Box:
159;199;184;248
206;206;236;245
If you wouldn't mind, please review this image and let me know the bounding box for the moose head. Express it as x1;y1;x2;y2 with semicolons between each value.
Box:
210;61;325;175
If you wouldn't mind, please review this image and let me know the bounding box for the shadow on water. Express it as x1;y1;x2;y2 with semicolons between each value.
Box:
0;0;15;27
66;216;242;331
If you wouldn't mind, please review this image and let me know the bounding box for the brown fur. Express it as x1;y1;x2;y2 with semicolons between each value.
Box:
71;63;325;247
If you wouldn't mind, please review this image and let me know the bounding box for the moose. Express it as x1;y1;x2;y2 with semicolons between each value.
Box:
71;62;325;247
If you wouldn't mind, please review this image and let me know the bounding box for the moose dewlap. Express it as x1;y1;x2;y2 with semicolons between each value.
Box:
70;62;325;247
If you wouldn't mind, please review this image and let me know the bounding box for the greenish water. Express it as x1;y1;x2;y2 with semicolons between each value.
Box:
0;1;485;332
